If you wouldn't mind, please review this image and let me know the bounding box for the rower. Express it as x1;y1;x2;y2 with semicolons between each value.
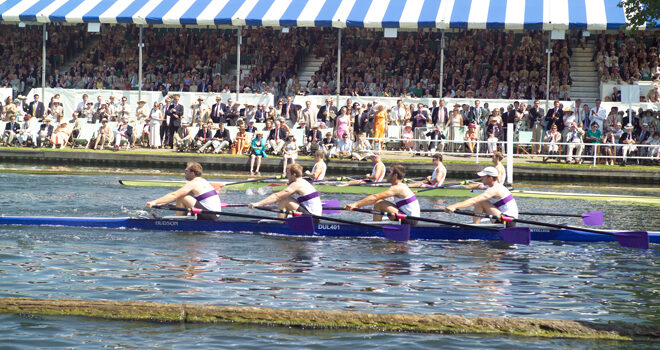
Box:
249;163;322;218
145;162;223;220
410;153;446;188
304;150;327;181
345;164;420;225
340;152;386;186
445;166;518;227
464;151;506;190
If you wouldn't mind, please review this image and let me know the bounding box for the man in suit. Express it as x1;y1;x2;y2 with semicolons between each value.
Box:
224;98;238;125
193;122;214;149
281;96;300;127
254;104;267;123
199;122;232;153
545;100;564;132
37;117;54;147
529;99;545;154
2;115;20;146
167;94;184;148
300;100;316;128
210;96;226;123
28;94;45;120
316;98;338;125
267;119;288;155
306;124;323;153
191;96;210;123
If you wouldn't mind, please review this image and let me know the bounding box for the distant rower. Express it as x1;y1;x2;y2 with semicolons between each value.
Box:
340;152;386;186
445;166;518;227
249;163;323;218
146;162;223;220
304;150;327;181
410;153;446;188
345;164;420;225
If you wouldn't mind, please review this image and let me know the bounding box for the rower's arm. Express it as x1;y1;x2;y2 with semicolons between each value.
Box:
446;188;495;212
252;186;296;207
348;188;396;209
147;182;194;207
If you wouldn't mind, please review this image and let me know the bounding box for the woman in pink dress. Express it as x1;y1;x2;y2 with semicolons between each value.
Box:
335;106;351;140
51;122;71;149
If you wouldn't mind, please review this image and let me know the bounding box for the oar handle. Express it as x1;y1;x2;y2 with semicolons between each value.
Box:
451;209;612;236
413;179;480;193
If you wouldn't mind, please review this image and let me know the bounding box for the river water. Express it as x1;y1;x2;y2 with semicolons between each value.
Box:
0;172;658;349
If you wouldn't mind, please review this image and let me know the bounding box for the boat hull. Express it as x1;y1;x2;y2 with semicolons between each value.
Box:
0;216;657;244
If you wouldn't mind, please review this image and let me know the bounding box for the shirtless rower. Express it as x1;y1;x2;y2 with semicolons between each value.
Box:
339;152;386;186
445;166;518;227
409;153;446;188
249;163;323;218
304;150;327;181
345;164;420;225
145;162;224;220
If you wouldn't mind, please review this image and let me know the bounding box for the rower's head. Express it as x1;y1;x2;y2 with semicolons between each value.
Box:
184;162;203;180
314;150;324;161
367;152;380;163
387;164;405;183
285;163;303;180
492;151;503;164
477;166;498;186
432;153;443;164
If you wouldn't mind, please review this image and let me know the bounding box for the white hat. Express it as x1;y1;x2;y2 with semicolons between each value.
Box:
366;151;379;158
624;123;634;130
477;166;498;177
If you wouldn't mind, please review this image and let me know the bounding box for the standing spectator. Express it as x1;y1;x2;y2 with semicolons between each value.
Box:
316;98;337;125
281;135;299;175
249;131;267;176
191;97;210;124
135;100;149;121
167;94;184;148
147;102;164;148
445;105;463;152
610;87;621;102
281;96;300;127
545;100;564;133
76;94;89;113
590;99;606;131
118;97;131;121
335;106;351;139
300;101;315;128
529;99;545;154
372;104;387;151
28;94;45;120
210;96;225;123
49;99;64;123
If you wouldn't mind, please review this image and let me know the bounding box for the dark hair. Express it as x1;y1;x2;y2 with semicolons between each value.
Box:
432;153;443;161
186;162;203;177
390;164;406;180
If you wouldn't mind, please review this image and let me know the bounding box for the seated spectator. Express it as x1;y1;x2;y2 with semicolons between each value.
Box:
602;128;617;166
50;122;72;149
351;133;372;161
200;122;231;154
87;119;110;150
584;122;602;157
194;123;215;152
426;124;445;154
564;122;584;164
332;133;353;158
281;135;298;175
112;118;133;150
647;132;660;161
486;132;499;154
401;123;414;152
464;123;479;153
2;115;20;146
320;132;336;157
232;125;249;155
267;119;287;155
620;123;637;165
306;125;322;153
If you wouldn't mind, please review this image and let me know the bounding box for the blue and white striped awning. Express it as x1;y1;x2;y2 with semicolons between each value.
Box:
0;0;657;30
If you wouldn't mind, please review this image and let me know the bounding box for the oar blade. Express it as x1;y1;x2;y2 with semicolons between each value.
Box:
499;227;531;245
581;211;604;226
286;216;315;234
321;200;341;214
614;231;649;249
383;224;411;242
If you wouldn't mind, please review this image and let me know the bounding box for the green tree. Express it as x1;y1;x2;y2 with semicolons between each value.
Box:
619;0;660;28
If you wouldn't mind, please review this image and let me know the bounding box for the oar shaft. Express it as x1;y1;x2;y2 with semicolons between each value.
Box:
518;212;581;217
155;205;287;222
254;206;383;229
344;208;499;232
452;210;613;236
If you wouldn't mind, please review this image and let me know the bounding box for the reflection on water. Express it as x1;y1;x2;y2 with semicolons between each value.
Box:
0;173;658;348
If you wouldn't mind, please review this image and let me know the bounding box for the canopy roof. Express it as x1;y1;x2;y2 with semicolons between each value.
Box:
0;0;656;30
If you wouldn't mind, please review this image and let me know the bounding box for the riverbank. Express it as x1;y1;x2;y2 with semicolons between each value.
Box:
1;147;659;185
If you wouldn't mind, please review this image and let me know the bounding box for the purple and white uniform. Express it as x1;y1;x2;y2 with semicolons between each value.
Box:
395;194;420;217
296;180;323;216
193;178;223;213
488;183;518;218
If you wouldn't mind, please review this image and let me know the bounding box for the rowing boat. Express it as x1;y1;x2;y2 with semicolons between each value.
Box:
1;215;657;244
118;180;660;206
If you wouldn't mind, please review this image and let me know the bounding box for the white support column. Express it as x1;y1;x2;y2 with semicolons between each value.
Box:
138;25;143;101
506;122;514;185
545;34;551;111
236;27;241;101
336;28;341;101
439;30;445;98
42;24;46;100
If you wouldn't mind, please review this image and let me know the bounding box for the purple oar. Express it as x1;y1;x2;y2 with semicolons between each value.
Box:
517;210;604;226
451;210;649;250
321;199;341;214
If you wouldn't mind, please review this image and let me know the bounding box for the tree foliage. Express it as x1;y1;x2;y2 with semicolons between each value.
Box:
618;0;660;28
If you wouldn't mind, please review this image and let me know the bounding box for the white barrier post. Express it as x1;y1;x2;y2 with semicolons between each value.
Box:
507;123;514;185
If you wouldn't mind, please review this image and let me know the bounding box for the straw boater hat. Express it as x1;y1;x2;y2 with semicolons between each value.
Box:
197;96;204;101
563;106;573;113
624;123;634;130
137;100;146;104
